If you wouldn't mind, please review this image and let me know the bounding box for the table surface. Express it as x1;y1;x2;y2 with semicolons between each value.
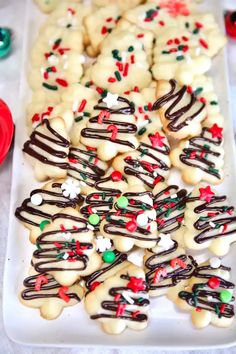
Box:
1;0;236;353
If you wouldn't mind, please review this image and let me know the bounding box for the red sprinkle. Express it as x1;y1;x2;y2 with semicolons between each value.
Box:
220;304;226;313
131;310;140;318
208;276;220;289
106;17;113;22
174;38;180;44
195;21;203;29
153;176;162;186
130;54;135;64
187;86;193;94
101;26;107;35
159;20;165;26
93;194;100;199
222;224;228;233
123;63;129;77
167;39;173;45
137;33;144;38
60;224;66;231
35;275;48;291
116;303;126;317
147;102;153;111
32;113;40;122
107;124;118;141
199;38;209;49
86;146;97;151
199;97;206;104
78;99;87;112
196;307;202;312
58;286;70;303
67;7;76;15
153;268;167;284
56;78;68;87
98;110;110;124
126;220;137;233
111;170;123;182
170;258;187;269
182;36;189;42
90;282;101;291
114;293;121;302
69;158;78;164
127;277;145;293
54;242;62;249
133;86;140;92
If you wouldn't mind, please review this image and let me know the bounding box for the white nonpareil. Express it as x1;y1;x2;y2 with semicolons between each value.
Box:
30;193;43;206
56;231;72;241
61;178;81;199
102;92;119;108
209;256;221;269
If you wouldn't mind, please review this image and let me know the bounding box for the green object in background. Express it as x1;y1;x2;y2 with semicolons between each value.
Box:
0;28;11;58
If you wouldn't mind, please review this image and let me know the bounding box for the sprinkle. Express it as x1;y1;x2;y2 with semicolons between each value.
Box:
114;293;121;302
58;286;70;303
126;220;137;232
131;310;140;318
158;233;174;251
95;236;112;252
55;78;68;87
137;33;144;38
107;124;118;141
111;170;123;181
101;26;107;35
199;38;209;49
102;250;116;263
127;277;145;293
115;71;122;81
30;193;43;206
78;99;87;112
39;220;50;231
122;291;134;304
116;303;126;317
54;242;62;249
220;290;232;303
136;213;149;227
170;258;187;269
209;221;216;228
153;267;167;284
35;275;48;291
103;92;119;108
90;282;101;291
209;124;223;139
123;63;129;77
194;87;203;96
63;253;69;260
199;186;215;203
149;132;165;147
176;55;184;61
42;83;58;90
108;77;116;83
130;54;135;64
208;276;220;289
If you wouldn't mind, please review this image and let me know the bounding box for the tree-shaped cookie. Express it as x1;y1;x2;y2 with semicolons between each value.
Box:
144;239;194;297
175;260;235;329
84;264;150;334
23;118;70;181
32;208;101;286
100;185;158;252
170;123;224;185
90;31;152;94
153;182;187;239
152;80;207;140
80;170;128;231
113;130;170;190
68;143;108;194
20;269;84;320
183;185;236;256
15;178;83;244
80;93;139;161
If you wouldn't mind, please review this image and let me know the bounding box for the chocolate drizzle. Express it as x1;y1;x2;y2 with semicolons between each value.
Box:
68;146;107;187
152;79;206;132
154;185;187;233
15;182;83;227
23;119;69;169
179;127;223;179
90;274;149;322
33;213;93;273
123;134;170;189
145;242;194;291
187;194;236;244
81;96;137;148
21;273;81;301
179;264;235;318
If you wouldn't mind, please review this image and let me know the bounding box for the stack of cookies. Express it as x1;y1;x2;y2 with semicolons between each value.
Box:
15;0;235;335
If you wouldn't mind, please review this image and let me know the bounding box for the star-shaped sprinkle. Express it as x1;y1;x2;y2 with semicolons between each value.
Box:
102;92;119;108
199;186;215;203
158;233;174;251
61;178;81;199
95;235;112;252
149;132;165;147
209;124;223;139
127;249;144;267
127;277;145;293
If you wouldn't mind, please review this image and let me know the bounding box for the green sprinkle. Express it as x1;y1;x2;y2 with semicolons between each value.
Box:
215;304;220;316
67;24;72;28
185;22;190;28
209;167;219;174
220;290;232;303
39;220;50;231
108;197;113;203
42;83;58;91
83;164;87;169
215;223;221;229
210;100;218;105
141;203;147;211
138;127;147;136
88;213;100;226
144;105;148;111
101;90;108;98
138;297;144;302
199;216;209;221
36;243;42;250
162;50;170;54
107;28;112;33
54;38;62;46
165;208;172;217
193;28;200;34
74;116;83;122
64;242;69;248
102;250;116;263
203;144;210;150
85;81;91;88
140;148;149;157
117;196;129;209
156;6;160;9
102;192;106;200
115;71;122;81
83;112;91;117
176;55;184;61
89;156;93;163
106;214;111;222
128;46;134;52
194;87;203;96
178;45;185;50
71;238;75;243
80;172;87;180
56;252;65;259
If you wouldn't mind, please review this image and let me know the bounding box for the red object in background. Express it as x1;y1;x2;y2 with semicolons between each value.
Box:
225;11;236;39
0;99;14;165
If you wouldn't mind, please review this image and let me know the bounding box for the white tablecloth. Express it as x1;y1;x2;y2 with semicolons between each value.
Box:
0;0;236;352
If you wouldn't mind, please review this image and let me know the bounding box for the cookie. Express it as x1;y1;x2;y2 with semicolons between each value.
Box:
84;264;150;334
84;5;122;57
92;0;143;11
83;246;129;292
183;185;236;256
80;94;139;161
80;170;128;230
100;185;158;252
32;208;101;286
144;240;194;297
89;31;152;94
34;0;60;13
20;269;84;320
68;143;108;194
26;101;74;134
112;130;170;190
153;182;187;237
61;83;99;145
175;261;235;328
23;118;70;181
153;80;207;139
15;178;83;244
170;123;224;185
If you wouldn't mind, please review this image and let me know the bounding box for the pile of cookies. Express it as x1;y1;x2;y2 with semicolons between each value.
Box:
15;0;235;335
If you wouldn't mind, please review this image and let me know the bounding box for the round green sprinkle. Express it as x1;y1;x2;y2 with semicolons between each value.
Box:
193;28;200;34
128;46;134;52
220;290;232;303
39;220;50;231
88;213;100;225
116;196;129;209
102;250;116;263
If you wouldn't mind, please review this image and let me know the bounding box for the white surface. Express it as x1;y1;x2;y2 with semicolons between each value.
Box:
1;0;236;353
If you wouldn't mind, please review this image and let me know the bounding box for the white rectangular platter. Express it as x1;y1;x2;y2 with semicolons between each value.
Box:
3;0;236;349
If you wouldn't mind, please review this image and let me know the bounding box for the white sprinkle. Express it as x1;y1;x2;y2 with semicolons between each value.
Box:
195;47;201;56
80;55;86;64
30;193;43;206
92;208;97;213
207;295;212;300
158;233;174;251
72;101;78;112
185;119;190;125
209;257;221;269
63;253;69;260
48;55;59;65
209;221;216;228
56;232;72;241
102;92;119;108
170;194;177;199
138;119;149;130
62;54;68;60
136;214;149;227
219;225;224;233
40;67;45;76
122;291;134;304
87;224;94;231
153;171;158;177
79;280;85;287
185;141;190;148
121;51;127;63
95;236;112;252
127;249;144;267
63;61;68;70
